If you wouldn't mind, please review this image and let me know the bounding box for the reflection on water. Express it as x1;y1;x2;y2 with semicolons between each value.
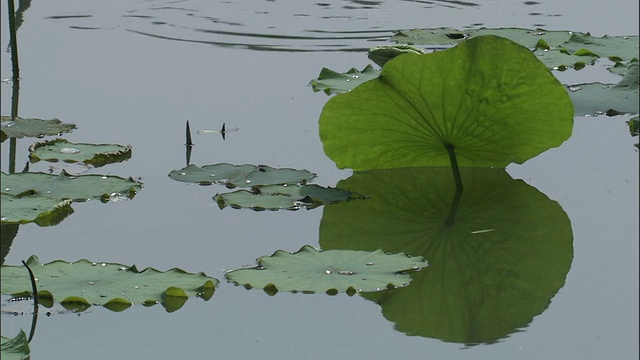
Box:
41;0;484;52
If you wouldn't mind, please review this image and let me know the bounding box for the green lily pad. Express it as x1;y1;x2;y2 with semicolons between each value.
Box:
568;63;639;116
320;167;573;344
391;27;639;63
29;138;132;167
0;330;29;360
1;193;74;226
169;163;316;188
1;255;219;313
1;116;76;143
225;245;426;295
1;171;142;202
319;35;574;170
214;184;366;211
310;65;381;95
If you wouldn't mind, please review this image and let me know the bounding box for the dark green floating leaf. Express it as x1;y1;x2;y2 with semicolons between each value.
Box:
214;184;366;211
225;245;426;295
1;255;219;313
319;35;574;170
0;193;74;226
367;44;427;67
320;167;573;344
28;138;132;167
0;330;30;360
1;116;76;143
1;171;142;202
310;65;381;95
169;163;316;188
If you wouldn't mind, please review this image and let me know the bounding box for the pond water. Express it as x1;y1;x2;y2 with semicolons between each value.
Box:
1;0;638;359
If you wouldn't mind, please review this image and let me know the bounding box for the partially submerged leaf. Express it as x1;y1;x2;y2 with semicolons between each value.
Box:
0;256;219;313
214;184;366;211
169;163;316;188
1;116;76;142
319;35;574;170
1;171;142;202
225;245;426;295
29;138;132;167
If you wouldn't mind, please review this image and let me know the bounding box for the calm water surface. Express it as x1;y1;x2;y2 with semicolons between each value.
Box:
1;1;638;359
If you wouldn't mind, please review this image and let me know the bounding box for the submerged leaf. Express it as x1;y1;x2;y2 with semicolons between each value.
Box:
214;184;366;211
169;163;316;188
1;116;76;142
0;330;30;360
319;35;574;170
225;245;426;295
29;138;132;167
0;256;219;313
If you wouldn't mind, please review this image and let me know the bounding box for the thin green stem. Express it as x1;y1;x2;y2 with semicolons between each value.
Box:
445;143;463;192
21;260;39;343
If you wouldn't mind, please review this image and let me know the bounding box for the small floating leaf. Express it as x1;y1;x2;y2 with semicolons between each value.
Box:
214;184;366;211
1;116;76;143
0;171;142;202
225;245;426;295
169;163;316;188
0;256;219;313
29;138;132;167
568;63;639;116
310;65;381;95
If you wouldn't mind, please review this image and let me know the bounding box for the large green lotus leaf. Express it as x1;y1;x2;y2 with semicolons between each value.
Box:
169;163;316;188
0;330;29;360
568;63;639;116
392;28;639;61
1;171;142;202
29;138;132;167
1;256;219;313
310;65;381;95
319;167;573;344
214;184;366;211
319;35;574;170
1;116;76;143
1;194;74;226
225;245;426;295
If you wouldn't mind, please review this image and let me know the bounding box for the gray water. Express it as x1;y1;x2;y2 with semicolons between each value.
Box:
1;1;638;359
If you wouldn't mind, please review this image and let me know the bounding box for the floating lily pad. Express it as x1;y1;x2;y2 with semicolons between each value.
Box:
0;330;29;360
391;27;639;63
310;65;381;95
1;171;142;202
319;35;574;170
1;116;76;143
214;184;366;211
28;138;132;167
169;163;316;188
1;255;219;313
225;245;426;295
1;193;74;226
568;62;639;116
